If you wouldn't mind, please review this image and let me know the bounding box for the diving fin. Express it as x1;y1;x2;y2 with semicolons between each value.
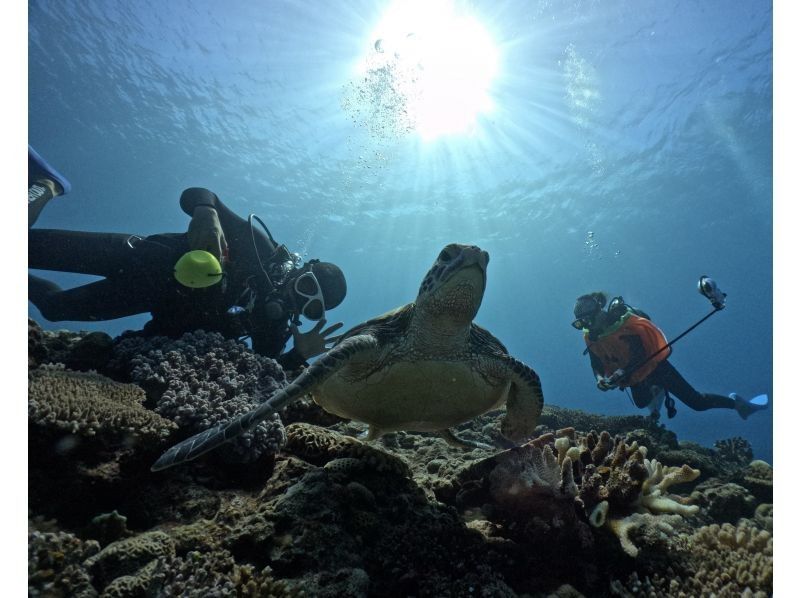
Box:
731;393;770;420
29;145;72;195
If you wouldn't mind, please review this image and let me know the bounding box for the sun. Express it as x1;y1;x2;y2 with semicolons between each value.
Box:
357;0;499;140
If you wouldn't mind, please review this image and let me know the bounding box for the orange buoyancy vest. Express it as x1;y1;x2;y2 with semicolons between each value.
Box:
584;314;671;386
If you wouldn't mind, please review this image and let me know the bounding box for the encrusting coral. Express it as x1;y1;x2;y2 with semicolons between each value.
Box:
29;364;177;445
110;331;287;463
285;422;412;477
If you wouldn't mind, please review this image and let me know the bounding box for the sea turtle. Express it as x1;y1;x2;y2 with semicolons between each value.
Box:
152;243;544;471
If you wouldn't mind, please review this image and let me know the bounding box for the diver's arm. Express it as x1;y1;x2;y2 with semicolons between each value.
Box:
180;187;221;215
250;325;308;372
179;188;228;260
588;350;604;380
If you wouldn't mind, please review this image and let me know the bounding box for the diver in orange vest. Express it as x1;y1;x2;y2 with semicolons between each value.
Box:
572;292;768;420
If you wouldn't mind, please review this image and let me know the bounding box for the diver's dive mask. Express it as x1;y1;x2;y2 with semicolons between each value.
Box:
293;266;325;321
571;314;596;330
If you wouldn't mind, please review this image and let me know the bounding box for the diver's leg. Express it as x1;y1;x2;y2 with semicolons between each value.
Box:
629;382;653;408
29;230;140;277
29;274;155;322
654;361;735;411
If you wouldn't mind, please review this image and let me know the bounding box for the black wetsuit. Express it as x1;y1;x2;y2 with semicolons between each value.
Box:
29;187;306;370
587;308;735;414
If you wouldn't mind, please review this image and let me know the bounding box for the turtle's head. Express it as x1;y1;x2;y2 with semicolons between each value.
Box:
416;244;489;323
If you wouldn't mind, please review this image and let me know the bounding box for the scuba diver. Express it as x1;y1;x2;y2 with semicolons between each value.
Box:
572;289;769;421
28;147;346;371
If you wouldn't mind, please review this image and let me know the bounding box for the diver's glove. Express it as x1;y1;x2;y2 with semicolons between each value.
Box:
290;319;345;360
188;205;228;261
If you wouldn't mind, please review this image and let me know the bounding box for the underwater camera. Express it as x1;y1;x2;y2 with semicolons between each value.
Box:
698;275;726;310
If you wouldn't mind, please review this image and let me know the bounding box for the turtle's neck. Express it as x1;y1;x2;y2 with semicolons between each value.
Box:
408;309;472;355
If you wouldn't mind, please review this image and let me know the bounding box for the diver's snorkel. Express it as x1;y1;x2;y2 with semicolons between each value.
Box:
605;275;727;387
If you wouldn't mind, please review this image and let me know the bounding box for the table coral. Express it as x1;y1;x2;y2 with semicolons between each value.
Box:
111;331;287;464
29;365;177;444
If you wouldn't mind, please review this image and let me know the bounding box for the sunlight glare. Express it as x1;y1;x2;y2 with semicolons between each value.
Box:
363;0;499;140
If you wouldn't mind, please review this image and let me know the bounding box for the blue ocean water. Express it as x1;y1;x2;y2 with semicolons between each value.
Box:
28;0;772;462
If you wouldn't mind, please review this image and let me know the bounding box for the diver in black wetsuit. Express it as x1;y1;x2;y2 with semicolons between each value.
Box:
28;150;346;371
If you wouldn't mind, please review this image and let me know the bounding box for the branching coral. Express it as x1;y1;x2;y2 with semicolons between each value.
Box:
447;428;700;558
652;519;773;597
29;365;177;445
111;331;287;463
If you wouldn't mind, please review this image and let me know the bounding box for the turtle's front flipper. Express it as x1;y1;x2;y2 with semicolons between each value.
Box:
437;428;493;450
151;334;379;471
494;355;544;444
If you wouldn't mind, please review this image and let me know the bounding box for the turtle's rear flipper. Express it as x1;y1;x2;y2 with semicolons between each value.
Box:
151;334;379;471
438;428;492;450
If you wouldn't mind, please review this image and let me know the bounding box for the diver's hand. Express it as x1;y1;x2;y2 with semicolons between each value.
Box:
596;377;613;391
290;319;345;360
188;206;228;261
597;369;625;391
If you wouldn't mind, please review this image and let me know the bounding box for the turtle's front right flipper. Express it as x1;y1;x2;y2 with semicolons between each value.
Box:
151;334;378;472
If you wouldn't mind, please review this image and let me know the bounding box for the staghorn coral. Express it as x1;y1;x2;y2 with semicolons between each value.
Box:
29;365;177;445
29;527;100;597
285;422;412;477
111;331;287;464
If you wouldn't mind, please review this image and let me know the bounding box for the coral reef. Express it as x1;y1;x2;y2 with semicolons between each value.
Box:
29;318;114;372
442;428;700;559
111;330;287;463
734;459;773;504
714;436;754;466
690;480;757;523
285;422;412;477
28;526;100;597
27;319;773;597
29;364;177;446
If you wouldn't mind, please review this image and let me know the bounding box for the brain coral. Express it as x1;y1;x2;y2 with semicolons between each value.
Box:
285;422;412;477
28;365;177;445
111;331;287;464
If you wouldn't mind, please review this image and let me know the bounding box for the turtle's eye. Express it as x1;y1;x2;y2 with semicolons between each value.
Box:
438;248;454;262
